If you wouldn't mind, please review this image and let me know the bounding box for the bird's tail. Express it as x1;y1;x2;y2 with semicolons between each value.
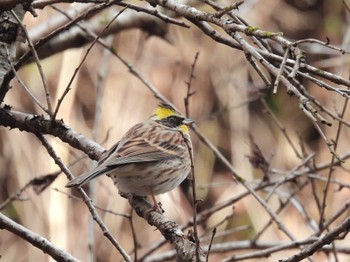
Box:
65;166;108;188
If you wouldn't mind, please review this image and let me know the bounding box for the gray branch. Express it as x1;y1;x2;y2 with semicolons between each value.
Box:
0;106;104;159
0;212;79;262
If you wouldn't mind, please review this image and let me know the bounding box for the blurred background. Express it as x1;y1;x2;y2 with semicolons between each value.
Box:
1;0;350;261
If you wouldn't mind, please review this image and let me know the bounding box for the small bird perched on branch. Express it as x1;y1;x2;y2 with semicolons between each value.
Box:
66;103;194;211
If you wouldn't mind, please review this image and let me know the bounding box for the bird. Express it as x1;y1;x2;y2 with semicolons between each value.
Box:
66;103;194;211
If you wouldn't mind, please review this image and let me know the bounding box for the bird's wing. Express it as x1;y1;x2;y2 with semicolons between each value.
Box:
102;122;184;167
103;137;180;168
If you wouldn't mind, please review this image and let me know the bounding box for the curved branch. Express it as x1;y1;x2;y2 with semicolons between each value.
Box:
0;212;79;262
0;106;104;159
128;195;206;262
18;8;173;61
280;215;350;262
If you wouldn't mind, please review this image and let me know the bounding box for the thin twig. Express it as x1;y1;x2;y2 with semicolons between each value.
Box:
5;47;50;114
273;46;290;94
264;154;314;202
280;215;350;262
261;98;302;159
51;188;130;218
252;180;309;243
319;77;350;230
52;6;128;120
182;128;202;261
130;212;139;262
184;51;199;117
10;9;53;116
36;134;131;262
293;38;349;55
213;1;244;17
205;228;216;262
87;34;114;262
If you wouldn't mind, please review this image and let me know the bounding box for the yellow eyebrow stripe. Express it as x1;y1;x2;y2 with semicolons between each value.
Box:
154;106;177;120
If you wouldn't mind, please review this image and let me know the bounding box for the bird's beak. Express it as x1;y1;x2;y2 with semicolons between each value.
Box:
183;118;195;125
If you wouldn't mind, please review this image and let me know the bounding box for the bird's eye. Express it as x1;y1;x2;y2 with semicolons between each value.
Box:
168;116;177;121
165;115;184;127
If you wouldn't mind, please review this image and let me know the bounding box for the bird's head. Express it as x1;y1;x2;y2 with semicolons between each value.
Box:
152;103;194;132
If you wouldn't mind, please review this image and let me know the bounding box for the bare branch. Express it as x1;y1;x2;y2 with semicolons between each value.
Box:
0;212;79;262
0;106;104;160
280;216;350;262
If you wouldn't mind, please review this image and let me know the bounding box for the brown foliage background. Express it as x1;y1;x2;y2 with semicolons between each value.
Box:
1;0;350;261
